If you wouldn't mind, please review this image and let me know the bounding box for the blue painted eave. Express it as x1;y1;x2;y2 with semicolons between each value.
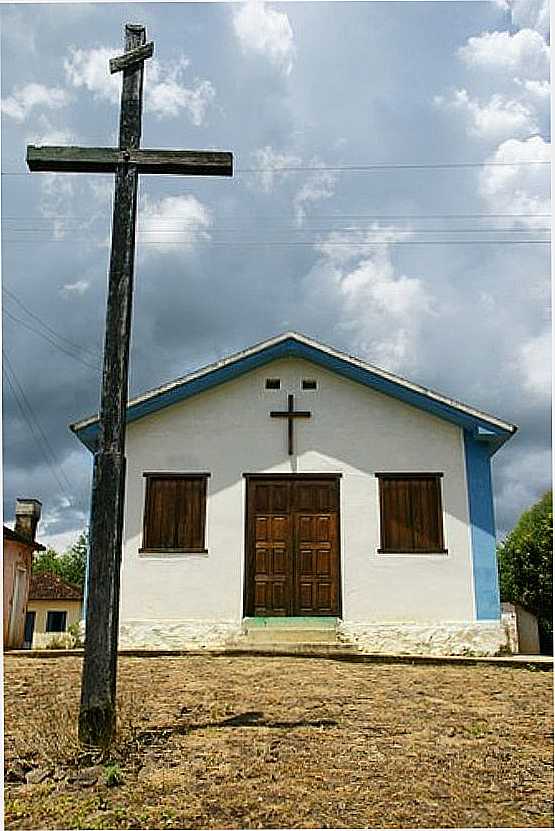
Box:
71;336;516;454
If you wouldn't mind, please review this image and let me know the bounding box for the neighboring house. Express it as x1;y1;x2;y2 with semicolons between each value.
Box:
25;572;83;649
501;601;541;654
71;332;517;656
3;499;45;649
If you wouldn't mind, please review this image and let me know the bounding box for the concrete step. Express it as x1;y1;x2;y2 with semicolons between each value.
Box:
243;616;338;629
231;642;359;655
243;627;338;644
243;617;339;644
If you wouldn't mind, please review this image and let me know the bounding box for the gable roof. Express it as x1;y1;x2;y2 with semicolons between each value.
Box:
28;572;83;601
70;331;517;455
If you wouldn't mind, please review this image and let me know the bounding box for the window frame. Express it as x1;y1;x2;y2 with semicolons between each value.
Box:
375;472;448;555
46;610;67;633
139;472;210;554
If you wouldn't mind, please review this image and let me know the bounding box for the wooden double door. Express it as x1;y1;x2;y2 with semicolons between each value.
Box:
245;475;341;617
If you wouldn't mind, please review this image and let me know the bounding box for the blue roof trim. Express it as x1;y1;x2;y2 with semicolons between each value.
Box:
464;429;501;621
72;336;514;453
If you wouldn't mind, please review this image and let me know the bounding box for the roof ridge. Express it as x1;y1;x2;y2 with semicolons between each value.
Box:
70;331;517;451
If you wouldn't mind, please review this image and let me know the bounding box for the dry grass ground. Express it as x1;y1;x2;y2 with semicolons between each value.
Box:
4;654;553;829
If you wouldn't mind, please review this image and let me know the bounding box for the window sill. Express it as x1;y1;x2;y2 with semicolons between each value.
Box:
138;548;208;555
377;548;448;555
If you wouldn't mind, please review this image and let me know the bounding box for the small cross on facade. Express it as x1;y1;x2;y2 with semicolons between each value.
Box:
271;394;311;455
26;24;233;747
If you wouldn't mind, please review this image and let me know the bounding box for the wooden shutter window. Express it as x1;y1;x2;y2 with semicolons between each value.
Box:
377;473;447;554
141;474;209;553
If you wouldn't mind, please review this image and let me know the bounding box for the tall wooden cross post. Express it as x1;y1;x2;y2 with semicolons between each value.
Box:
26;24;233;747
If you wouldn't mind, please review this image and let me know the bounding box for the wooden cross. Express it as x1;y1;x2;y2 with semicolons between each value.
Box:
270;394;311;455
26;23;233;748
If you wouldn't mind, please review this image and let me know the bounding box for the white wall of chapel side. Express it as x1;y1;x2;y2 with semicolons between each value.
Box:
119;357;507;654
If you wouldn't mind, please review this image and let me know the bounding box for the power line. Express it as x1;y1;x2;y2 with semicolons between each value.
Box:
3;351;73;501
236;161;551;173
3;286;102;364
3;308;101;374
3;225;551;234
3;239;549;247
1;160;551;176
3;212;550;221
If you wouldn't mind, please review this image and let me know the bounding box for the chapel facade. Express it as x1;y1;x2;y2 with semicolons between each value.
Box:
72;332;516;655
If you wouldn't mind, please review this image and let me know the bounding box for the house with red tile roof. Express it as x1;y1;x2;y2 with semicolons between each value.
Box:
3;500;45;649
26;572;83;649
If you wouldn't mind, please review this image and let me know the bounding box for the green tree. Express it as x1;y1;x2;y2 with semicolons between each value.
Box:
32;547;62;575
497;491;553;653
32;530;88;589
60;530;88;587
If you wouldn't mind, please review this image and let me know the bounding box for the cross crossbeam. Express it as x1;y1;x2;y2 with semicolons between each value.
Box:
270;393;311;456
109;41;154;74
27;146;233;176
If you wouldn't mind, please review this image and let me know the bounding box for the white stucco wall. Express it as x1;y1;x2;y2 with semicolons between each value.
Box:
118;356;491;651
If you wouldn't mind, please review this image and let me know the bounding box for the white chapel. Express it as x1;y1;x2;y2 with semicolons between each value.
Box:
71;332;517;655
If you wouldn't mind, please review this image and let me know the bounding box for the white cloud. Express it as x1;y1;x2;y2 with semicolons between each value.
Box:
250;145;302;192
315;225;411;264
25;115;76;147
138;194;212;254
458;28;549;79
294;168;337;226
38;174;76;239
435;88;538;141
64;46;121;103
514;77;551;101
145;56;215;124
249;147;337;223
232;0;295;75
62;280;90;295
302;228;436;373
495;0;550;36
479;135;550;227
64;47;216;125
515;329;551;399
1;83;70;122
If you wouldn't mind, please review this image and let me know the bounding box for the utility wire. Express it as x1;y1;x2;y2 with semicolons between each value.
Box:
1;160;551;176
3;352;73;500
3;286;102;364
3;308;101;374
3;225;551;234
1;238;550;246
236;161;551;173
3;212;550;221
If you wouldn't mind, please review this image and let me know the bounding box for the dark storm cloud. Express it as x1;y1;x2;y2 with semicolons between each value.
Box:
1;1;550;546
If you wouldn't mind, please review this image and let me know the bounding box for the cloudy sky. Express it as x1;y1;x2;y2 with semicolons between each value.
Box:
1;0;550;550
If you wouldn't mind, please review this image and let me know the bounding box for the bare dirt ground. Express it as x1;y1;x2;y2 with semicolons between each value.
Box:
4;654;553;829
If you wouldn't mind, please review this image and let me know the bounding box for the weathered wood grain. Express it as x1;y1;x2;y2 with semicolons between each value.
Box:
109;41;154;74
79;23;145;749
27;146;233;176
25;21;234;748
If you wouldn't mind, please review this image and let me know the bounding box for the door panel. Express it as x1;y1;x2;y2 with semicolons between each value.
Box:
251;482;292;616
246;477;340;617
294;512;337;615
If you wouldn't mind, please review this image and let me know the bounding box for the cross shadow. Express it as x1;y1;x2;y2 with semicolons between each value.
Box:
135;710;338;746
191;710;338;730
